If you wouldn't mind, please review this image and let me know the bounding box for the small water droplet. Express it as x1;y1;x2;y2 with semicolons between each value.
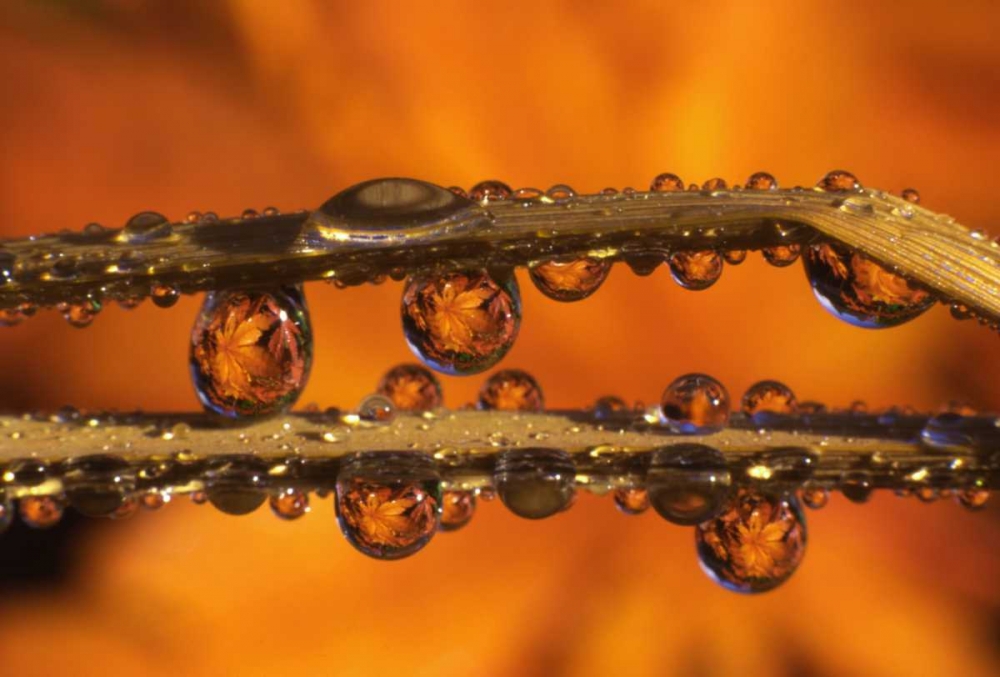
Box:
762;244;801;267
958;487;989;511
0;307;23;327
800;484;828;509
741;380;798;420
841;472;873;503
613;487;649;515
722;249;747;265
63;455;134;517
241;208;259;220
440;490;476;531
702;178;728;191
63;298;101;328
817;170;862;192
270;488;310;520
478;369;544;412
357;394;395;423
262;207;280;217
19;495;65;529
901;188;921;204
447;186;468;198
120;211;172;243
469;180;512;202
402;270;520;375
376;363;443;412
529;258;611;302
185;211;202;224
201;211;219;223
494;449;575;520
545;184;576;201
746;172;779;191
660;373;730;433
151;285;180;308
668;250;723;290
593;395;628;420
650;173;685;192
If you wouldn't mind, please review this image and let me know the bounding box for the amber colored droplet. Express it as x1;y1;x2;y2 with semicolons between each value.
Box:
63;299;101;328
190;287;312;418
803;242;934;329
613;487;649;515
19;495;65;529
529;258;611;302
185;211;202;224
660;373;730;433
950;303;973;321
262;206;280;217
722;249;747;265
702;177;728;191
901;188;921;204
741;380;798;418
696;489;807;594
376;363;443;412
915;487;938;503
402;270;520;376
141;491;165;510
800;485;828;510
111;496;139;520
761;244;801;267
668;250;723;290
746;172;779;191
958;487;989;510
545;184;576;200
440;491;476;531
151;284;180;308
270;489;309;520
190;491;208;505
478;369;544;411
600;187;618;195
593;395;628;420
468;180;512;202
817;169;861;192
650;173;685;192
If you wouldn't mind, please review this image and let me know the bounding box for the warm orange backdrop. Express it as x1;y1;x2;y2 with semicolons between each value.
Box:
1;1;999;675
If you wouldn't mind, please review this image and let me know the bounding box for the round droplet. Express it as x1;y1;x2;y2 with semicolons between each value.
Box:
190;287;312;418
118;297;143;310
529;258;611;302
204;457;269;515
358;394;395;423
478;369;544;412
545;184;576;201
440;490;476;531
901;188;921;204
241;208;259;220
741;380;798;420
19;495;65;529
270;488;310;520
613;487;649;515
746;172;778;191
841;472;873;503
762;244;801;267
647;444;731;525
151;284;180;308
722;249;747;265
336;453;441;559
650;173;685;192
817;170;862;192
593;395;628;420
185;211;202;224
702;178;728;191
469;180;512;202
495;449;575;520
623;254;662;276
660;373;730;433
668;250;723;290
915;486;938;503
402;270;520;376
120;211;172;243
958;487;989;511
695;489;806;594
803;242;934;329
800;484;829;510
376;363;443;412
141;491;166;510
63;298;101;329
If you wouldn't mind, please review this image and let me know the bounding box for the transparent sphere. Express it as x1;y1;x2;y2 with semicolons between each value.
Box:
495;449;576;520
668;251;723;290
613;487;649;515
440;491;476;531
647;444;731;525
660;373;730;433
270;489;310;520
741;380;798;420
376;363;443;412
529;258;611;302
762;244;801;267
816;169;861;192
650;173;685;192
357;394;396;423
478;369;544;412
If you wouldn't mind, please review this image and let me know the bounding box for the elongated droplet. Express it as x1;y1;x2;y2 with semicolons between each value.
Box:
762;244;801;267
270;489;310;520
647;444;731;525
696;489;806;594
478;369;544;411
803;242;934;328
741;380;798;420
151;284;180;308
63;455;134;517
901;188;921;204
440;491;476;531
817;170;862;192
529;258;611;301
650;173;685;192
119;211;172;244
958;487;989;510
469;180;512;202
190;287;312;418
402;270;520;376
336;453;441;559
495;449;575;519
613;487;649;515
376;363;443;412
668;251;723;290
19;495;65;529
660;373;730;433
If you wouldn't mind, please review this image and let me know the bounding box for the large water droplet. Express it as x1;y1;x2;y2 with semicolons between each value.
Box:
529;258;611;302
660;373;730;433
151;284;180;308
402;270;520;376
668;251;723;290
63;298;101;329
702;178;728;191
478;369;544;412
440;490;476;531
495;449;575;519
696;489;806;594
803;242;934;328
190;286;312;418
336;453;441;559
119;211;172;244
647;444;731;525
919;413;974;452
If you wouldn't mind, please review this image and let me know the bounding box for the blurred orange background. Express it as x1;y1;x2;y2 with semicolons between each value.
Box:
1;1;1000;675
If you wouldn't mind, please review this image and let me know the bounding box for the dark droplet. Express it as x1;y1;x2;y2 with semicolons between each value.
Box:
647;444;731;525
495;449;576;520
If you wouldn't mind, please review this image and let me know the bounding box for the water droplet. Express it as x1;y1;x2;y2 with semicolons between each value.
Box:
901;188;921;204
647;444;731;525
336;453;441;559
650;173;685;192
402;270;520;375
19;495;65;529
593;395;628;420
529;258;611;302
722;249;747;265
63;455;134;517
696;489;806;593
668;250;723;290
800;484;828;509
746;172;779;191
841;472;873;503
741;380;798;422
915;486;938;503
440;490;476;531
357;394;395;423
120;211;172;243
919;413;973;452
817;170;862;192
660;373;730;433
151;284;180;308
201;211;219;223
803;243;934;328
613;487;649;515
111;496;139;520
950;303;973;321
185;211;202;224
205;457;269;515
545;184;576;201
63;298;101;328
761;244;801;267
117;297;143;310
190;287;312;418
702;178;728;191
469;180;512;202
958;487;989;510
513;187;543;201
623;254;662;276
141;491;166;510
495;449;575;519
241;208;259;220
376;363;443;412
478;369;544;412
270;488;310;520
